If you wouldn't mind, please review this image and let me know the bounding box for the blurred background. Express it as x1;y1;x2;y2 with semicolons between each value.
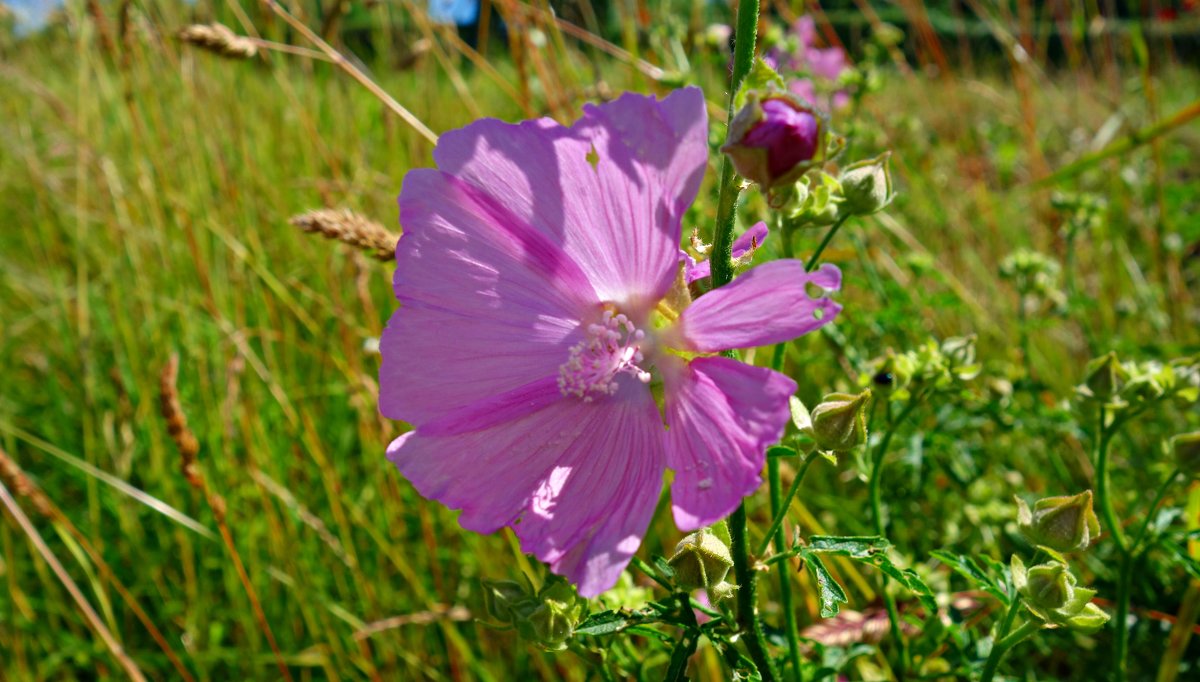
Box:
1;1;1198;679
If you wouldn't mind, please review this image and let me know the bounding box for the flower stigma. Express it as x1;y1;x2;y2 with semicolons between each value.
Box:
558;309;653;401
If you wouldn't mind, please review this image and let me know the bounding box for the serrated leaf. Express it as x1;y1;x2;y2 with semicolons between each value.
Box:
931;550;1011;605
807;535;890;558
574;610;630;636
805;554;849;618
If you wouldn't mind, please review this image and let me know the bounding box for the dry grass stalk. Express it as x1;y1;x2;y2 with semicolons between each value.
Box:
0;446;196;681
177;23;258;59
160;353;202;488
158;355;293;682
0;470;148;681
0;447;53;518
291;208;399;262
353;604;472;640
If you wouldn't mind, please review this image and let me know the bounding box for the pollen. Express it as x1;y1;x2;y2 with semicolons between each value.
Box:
557;310;652;401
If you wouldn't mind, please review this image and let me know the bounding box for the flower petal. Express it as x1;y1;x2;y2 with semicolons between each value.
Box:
674;261;842;352
380;169;597;424
432;88;709;304
388;384;666;597
666;356;796;529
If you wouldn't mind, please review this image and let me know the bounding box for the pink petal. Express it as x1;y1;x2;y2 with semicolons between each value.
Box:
666;357;797;529
674;261;843;352
684;222;769;283
388;384;666;597
431;88;709;304
380;170;598;425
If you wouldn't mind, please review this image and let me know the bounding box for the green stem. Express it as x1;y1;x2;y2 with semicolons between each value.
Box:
768;457;803;680
804;214;850;272
869;399;920;678
1109;468;1180;682
1094;406;1131;680
729;504;778;681
710;0;760;290
980;615;1040;682
711;3;772;680
758;454;818;556
1131;468;1181;555
979;598;1023;682
1094;407;1127;554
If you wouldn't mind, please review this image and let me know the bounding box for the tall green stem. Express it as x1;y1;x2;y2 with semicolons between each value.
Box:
804;214;850;272
980;604;1039;682
869;399;920;678
768;458;803;680
713;4;772;680
711;1;759;290
1093;405;1131;680
979;598;1023;682
729;505;778;681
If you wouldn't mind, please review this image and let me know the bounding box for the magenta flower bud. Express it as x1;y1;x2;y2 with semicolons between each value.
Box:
722;94;823;190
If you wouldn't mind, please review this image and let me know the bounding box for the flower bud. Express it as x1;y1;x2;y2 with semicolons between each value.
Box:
838;153;894;216
809;390;872;452
1172;431;1200;477
482;579;535;625
669;529;734;593
1016;490;1100;553
1022;561;1074;611
1011;555;1109;632
523;580;584;651
1076;351;1125;403
722;93;823;190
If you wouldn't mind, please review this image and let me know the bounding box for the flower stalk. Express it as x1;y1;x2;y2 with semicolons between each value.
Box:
711;3;776;680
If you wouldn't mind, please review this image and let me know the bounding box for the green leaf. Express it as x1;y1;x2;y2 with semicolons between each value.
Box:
931;550;1011;605
574;608;659;636
805;554;849;618
807;535;890;558
807;536;936;614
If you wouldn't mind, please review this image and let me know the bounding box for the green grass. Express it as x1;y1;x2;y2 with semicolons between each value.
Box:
1;2;1198;680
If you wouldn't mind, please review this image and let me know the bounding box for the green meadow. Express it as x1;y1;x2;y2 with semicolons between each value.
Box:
1;1;1198;679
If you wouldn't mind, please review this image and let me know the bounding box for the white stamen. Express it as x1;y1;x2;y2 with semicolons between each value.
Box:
557;310;652;400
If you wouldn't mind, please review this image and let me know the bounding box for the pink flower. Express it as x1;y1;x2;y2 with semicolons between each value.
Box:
380;88;842;596
767;17;851;112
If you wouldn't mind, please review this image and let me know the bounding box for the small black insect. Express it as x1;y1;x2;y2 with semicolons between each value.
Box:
872;371;894;388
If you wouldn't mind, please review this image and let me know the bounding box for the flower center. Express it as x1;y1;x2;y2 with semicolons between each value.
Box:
557;310;651;401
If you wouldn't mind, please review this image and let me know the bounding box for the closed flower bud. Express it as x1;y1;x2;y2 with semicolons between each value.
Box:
482;579;535;625
1023;561;1074;611
809;390;872;452
1172;431;1200;477
1016;490;1100;553
839;153;894;216
1011;556;1109;632
669;529;734;593
523;580;585;651
722;93;823;190
1075;351;1126;403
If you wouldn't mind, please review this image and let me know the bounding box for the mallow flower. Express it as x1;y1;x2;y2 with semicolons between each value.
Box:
380;88;842;596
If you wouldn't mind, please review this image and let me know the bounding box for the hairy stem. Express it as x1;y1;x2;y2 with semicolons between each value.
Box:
729;504;778;681
711;2;773;680
980;608;1039;682
979;598;1023;682
768;458;803;680
710;0;759;289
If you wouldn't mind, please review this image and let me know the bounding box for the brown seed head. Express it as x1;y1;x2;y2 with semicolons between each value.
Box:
290;208;399;261
177;23;258;60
